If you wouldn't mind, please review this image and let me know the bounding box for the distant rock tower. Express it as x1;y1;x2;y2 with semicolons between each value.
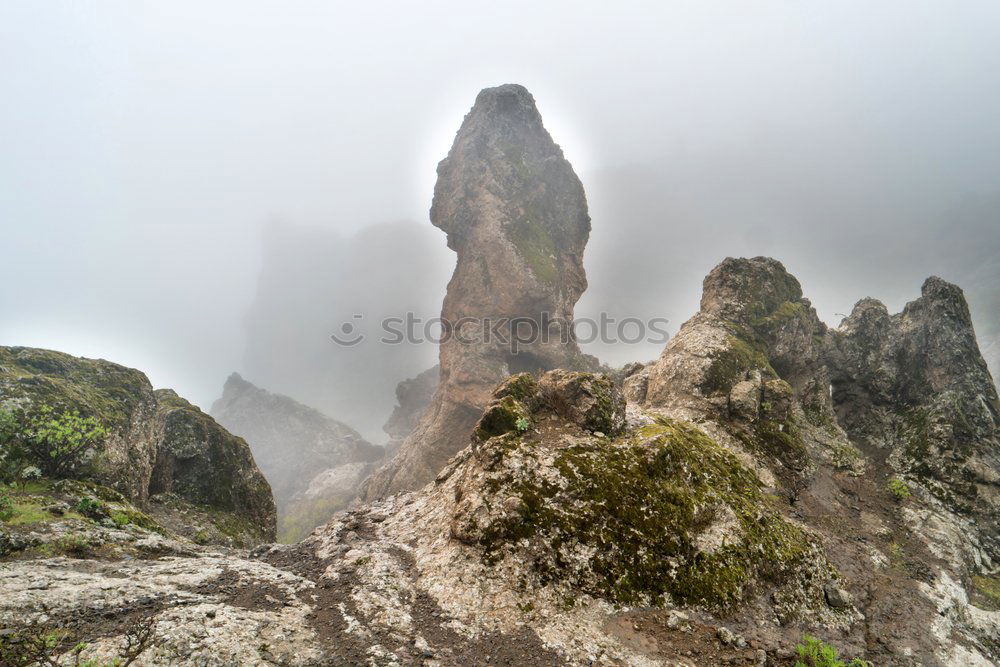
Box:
364;84;595;498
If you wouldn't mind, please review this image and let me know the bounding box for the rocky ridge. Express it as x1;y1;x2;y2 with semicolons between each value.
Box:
210;373;382;542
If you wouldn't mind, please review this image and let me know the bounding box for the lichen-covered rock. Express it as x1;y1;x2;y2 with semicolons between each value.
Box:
0;347;275;546
0;347;160;503
471;370;623;443
537;370;625;435
210;373;380;541
364;84;597;499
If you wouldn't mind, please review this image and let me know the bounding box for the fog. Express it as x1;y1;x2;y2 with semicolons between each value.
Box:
2;2;999;441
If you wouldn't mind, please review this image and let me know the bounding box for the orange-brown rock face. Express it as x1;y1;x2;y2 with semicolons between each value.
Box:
363;84;594;498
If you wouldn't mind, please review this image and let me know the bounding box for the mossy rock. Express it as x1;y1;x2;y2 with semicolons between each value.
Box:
150;390;276;544
475;396;532;442
462;417;814;611
702;336;775;396
538;370;625;435
0;347;155;430
494;373;540;403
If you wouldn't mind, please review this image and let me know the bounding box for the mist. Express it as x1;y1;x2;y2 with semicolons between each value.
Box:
3;1;999;440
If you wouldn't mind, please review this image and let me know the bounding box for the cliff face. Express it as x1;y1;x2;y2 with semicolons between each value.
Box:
210;373;382;541
0;347;275;545
363;84;595;498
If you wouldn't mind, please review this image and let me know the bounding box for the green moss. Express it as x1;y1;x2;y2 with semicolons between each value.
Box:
474;417;811;611
3;500;51;525
702;336;774;396
507;213;559;284
751;301;807;336
495;373;540;402
755;419;808;469
971;576;1000;611
475;396;532;442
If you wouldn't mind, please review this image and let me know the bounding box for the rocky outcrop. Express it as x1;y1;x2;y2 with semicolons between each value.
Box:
827;277;1000;560
0;347;275;546
364;84;596;498
642;257;858;482
210;373;382;541
150;390;276;546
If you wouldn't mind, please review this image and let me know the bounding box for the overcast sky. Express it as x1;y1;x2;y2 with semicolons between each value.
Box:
2;1;999;434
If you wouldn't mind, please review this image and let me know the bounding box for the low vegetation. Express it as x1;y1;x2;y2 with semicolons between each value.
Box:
0;614;157;666
794;634;871;667
0;406;108;483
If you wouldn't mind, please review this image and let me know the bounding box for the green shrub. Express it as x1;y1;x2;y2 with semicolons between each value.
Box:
887;477;911;500
0;409;23;483
56;534;92;557
75;497;107;520
23;407;107;479
795;635;871;667
515;416;530;432
0;492;13;521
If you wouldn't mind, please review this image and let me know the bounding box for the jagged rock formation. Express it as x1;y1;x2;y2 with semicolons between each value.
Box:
638;258;861;482
827;277;1000;560
0;347;275;546
380;364;438;460
632;258;1000;664
210;373;382;542
364;84;596;498
2;259;999;664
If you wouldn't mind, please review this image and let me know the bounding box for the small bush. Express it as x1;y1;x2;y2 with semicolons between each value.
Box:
795;635;871;667
515;416;530;432
56;534;92;557
0;493;14;521
0;614;156;666
24;407;107;480
887;477;911;500
75;497;107;520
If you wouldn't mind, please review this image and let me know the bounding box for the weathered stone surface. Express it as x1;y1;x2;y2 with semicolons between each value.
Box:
210;373;381;541
3;258;1000;664
0;347;275;545
363;84;596;498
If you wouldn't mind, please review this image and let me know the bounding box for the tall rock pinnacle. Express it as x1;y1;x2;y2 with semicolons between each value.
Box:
364;84;595;498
